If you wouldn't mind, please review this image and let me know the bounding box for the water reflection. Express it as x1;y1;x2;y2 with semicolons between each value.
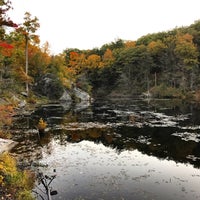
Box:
10;98;200;199
11;99;200;166
36;140;200;200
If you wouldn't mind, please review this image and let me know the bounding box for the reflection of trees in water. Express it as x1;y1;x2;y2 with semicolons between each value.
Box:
39;132;54;155
33;169;57;200
11;99;200;170
51;125;200;168
11;130;53;164
56;124;200;168
116;126;200;168
11;124;200;169
62;127;114;145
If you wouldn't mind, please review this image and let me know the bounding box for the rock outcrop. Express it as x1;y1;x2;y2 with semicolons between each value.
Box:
34;73;64;100
0;138;18;153
59;90;72;102
73;87;91;102
34;73;92;107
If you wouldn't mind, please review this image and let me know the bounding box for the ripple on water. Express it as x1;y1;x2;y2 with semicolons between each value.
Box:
35;140;200;200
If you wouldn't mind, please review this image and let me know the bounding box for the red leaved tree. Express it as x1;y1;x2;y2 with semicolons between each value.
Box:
0;0;17;28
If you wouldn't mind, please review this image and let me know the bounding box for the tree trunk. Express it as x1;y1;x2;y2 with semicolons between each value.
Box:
25;35;29;95
190;69;194;90
154;72;157;86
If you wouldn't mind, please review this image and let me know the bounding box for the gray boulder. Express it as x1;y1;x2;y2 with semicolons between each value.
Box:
73;87;91;102
34;73;64;100
59;90;72;102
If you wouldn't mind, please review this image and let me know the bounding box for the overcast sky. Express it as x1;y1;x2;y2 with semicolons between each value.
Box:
9;0;200;54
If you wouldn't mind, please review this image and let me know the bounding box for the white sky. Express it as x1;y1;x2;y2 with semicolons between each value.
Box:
9;0;200;54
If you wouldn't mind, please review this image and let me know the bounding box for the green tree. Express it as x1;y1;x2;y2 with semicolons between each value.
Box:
115;45;153;94
147;40;167;86
175;33;199;90
162;35;178;88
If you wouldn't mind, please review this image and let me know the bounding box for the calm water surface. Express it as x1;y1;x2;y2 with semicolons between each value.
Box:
11;99;200;199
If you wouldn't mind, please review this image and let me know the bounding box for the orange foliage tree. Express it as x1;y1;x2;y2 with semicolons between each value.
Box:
86;54;103;68
0;41;14;80
102;48;115;66
0;104;15;129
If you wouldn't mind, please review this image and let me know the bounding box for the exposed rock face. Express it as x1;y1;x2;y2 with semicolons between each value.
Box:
73;87;91;102
59;90;72;102
60;87;91;103
34;73;92;103
0;138;18;153
34;73;64;100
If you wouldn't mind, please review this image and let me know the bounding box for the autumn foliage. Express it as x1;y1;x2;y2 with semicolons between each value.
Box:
0;41;14;57
0;105;15;127
1;1;200;100
37;118;47;130
0;153;35;199
0;0;18;28
0;41;13;49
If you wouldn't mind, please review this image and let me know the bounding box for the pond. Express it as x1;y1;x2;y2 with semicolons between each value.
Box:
11;98;200;200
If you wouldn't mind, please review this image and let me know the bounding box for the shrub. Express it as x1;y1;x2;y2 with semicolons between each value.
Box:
151;84;184;99
37;118;47;130
0;104;15;128
0;153;35;199
17;190;35;200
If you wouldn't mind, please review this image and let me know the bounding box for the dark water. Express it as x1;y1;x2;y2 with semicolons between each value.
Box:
11;99;200;200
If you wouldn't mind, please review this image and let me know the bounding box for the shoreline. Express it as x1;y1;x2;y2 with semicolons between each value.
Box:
0;138;18;154
0;95;48;154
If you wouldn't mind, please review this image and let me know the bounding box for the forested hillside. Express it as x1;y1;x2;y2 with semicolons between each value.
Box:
64;21;200;99
1;0;200;101
1;1;200;198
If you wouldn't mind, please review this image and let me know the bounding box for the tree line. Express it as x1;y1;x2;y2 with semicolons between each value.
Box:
64;23;200;99
1;0;200;100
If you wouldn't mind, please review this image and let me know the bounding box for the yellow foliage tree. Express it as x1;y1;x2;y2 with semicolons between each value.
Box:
0;153;35;199
102;48;115;66
86;54;103;68
125;41;136;48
